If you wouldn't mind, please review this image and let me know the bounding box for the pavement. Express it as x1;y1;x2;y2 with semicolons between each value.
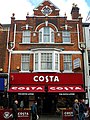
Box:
36;114;62;120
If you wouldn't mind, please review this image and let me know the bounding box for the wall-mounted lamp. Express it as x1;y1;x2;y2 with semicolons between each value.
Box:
57;32;60;37
33;32;36;37
9;42;14;47
16;66;20;70
0;68;3;72
79;42;86;50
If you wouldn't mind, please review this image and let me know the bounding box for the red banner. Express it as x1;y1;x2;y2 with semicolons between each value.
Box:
8;85;45;92
0;109;30;120
48;85;85;92
62;109;73;120
10;73;83;85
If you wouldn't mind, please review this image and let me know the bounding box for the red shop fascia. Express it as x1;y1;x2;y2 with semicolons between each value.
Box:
8;72;85;93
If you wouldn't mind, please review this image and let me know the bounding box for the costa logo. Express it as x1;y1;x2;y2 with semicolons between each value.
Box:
11;86;44;91
33;75;59;83
3;112;12;119
64;111;73;116
49;86;82;91
18;112;29;117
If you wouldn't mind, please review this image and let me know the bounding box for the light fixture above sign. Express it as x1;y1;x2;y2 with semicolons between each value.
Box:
41;6;52;16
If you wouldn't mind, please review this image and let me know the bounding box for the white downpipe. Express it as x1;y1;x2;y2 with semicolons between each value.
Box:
77;24;82;51
7;24;16;98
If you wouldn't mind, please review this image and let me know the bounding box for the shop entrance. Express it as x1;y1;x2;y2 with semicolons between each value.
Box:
35;93;58;115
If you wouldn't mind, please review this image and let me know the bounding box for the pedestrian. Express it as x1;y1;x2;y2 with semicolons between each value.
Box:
78;99;86;120
20;100;24;109
12;100;18;120
31;101;39;120
72;99;79;120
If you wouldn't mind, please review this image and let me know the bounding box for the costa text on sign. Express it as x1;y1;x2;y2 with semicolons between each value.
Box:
33;75;59;82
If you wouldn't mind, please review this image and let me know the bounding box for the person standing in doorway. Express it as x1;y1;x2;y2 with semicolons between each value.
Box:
31;101;38;120
12;100;18;120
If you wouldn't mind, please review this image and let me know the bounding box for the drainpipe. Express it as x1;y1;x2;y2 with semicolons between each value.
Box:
7;24;16;99
77;24;82;50
77;23;86;99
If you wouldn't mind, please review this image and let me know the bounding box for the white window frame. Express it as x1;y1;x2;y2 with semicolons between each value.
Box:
22;30;30;43
63;54;72;72
39;27;54;43
21;54;30;72
34;51;59;72
62;31;71;43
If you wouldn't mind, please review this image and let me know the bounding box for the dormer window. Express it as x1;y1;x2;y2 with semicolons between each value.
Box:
39;27;54;43
41;6;52;16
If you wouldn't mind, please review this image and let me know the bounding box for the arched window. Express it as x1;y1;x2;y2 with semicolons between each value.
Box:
39;27;54;43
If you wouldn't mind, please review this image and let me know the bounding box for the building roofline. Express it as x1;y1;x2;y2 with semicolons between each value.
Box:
33;0;59;11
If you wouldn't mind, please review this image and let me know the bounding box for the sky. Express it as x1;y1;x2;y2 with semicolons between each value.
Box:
0;0;90;24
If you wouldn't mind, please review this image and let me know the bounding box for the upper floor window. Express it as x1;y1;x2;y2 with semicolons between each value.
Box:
62;31;71;43
21;54;30;71
64;54;72;71
34;52;59;72
41;53;52;70
22;30;30;43
39;27;54;43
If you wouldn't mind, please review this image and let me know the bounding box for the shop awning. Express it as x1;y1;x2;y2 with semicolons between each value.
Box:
48;85;85;93
8;86;45;93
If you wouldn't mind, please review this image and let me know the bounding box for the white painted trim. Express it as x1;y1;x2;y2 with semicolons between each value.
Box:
35;22;58;32
11;50;81;54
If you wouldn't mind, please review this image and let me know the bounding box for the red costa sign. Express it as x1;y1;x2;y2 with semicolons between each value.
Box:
8;85;84;93
48;86;84;92
8;86;45;92
10;73;83;85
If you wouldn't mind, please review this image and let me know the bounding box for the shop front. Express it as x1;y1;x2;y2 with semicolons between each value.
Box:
8;73;85;115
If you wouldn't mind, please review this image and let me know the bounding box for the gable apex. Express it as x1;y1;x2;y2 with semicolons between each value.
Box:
33;0;59;11
33;0;60;16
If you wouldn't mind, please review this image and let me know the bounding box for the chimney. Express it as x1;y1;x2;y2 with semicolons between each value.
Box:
71;3;80;19
10;13;15;42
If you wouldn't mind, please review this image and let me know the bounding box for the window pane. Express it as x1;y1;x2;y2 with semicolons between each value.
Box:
41;53;52;70
22;63;29;71
22;31;30;43
39;27;54;43
62;31;71;43
55;53;58;70
51;32;54;42
64;55;72;71
35;53;38;70
43;27;50;42
39;32;42;42
22;54;30;71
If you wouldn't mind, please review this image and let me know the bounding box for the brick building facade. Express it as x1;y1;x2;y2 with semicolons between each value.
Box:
0;0;86;113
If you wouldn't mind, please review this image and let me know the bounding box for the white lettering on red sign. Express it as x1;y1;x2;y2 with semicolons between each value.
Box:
49;87;82;91
11;87;43;91
33;76;59;83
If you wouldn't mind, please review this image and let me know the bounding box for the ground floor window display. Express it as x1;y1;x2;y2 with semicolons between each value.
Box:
8;92;85;115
